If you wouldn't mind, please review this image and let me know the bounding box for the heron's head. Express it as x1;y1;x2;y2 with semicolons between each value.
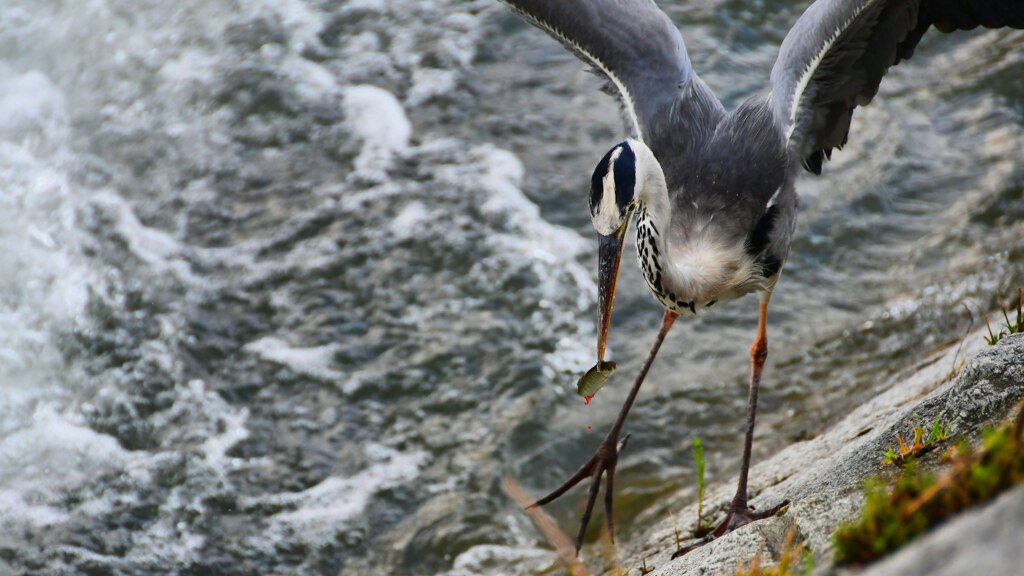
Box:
589;141;638;237
588;140;642;362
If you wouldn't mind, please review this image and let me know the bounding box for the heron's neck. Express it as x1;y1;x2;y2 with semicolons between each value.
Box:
632;144;672;233
633;158;673;302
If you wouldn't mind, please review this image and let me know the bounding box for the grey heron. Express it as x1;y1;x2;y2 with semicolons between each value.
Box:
498;0;1024;557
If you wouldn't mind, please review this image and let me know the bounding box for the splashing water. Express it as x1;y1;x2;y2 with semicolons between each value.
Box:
0;1;1020;575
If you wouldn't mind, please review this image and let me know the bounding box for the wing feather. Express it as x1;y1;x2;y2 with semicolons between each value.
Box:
771;0;1024;175
498;0;722;149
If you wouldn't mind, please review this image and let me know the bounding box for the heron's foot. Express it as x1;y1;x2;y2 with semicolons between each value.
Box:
671;499;790;559
527;432;631;555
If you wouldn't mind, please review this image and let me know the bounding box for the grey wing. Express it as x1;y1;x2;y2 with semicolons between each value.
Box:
770;0;1024;175
499;0;722;147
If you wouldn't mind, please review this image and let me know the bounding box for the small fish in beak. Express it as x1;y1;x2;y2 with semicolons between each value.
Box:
576;361;617;404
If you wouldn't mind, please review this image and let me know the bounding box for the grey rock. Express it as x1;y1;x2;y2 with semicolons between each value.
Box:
859;483;1024;576
625;332;1024;575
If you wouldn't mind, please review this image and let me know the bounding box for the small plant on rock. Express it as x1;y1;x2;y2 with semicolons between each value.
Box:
983;287;1023;346
1002;287;1024;336
692;437;713;536
881;414;948;467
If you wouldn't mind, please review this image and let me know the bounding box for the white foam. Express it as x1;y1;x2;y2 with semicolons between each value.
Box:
0;69;69;153
159;49;218;87
390;201;432;239
344;0;386;12
342;85;412;183
259;445;428;545
0;489;68;528
90;192;197;284
199;393;250;463
407;68;459;106
451;544;554;574
542;334;594;383
343;30;381;55
286;56;341;103
437;12;482;68
421;143;598;386
0;67;105;434
0;404;128;487
473;146;593;308
244;336;344;381
0;158;92;356
252;0;326;53
340;31;395;85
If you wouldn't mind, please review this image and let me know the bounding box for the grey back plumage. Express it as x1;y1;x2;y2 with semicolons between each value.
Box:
672;96;786;240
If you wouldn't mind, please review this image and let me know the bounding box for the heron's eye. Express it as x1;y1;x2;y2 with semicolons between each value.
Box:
705;299;718;307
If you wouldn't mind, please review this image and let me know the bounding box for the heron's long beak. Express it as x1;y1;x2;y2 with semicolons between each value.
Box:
596;219;629;363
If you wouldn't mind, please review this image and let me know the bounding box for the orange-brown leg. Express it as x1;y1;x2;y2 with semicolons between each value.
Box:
733;297;771;511
673;295;788;559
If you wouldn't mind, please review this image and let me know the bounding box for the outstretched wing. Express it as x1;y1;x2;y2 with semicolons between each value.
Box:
499;0;723;148
771;0;1024;175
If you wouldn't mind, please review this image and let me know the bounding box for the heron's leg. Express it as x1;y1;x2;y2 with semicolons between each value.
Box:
529;310;677;555
672;294;788;559
732;295;771;512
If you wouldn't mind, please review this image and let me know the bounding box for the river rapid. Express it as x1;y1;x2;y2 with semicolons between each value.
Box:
0;1;1021;574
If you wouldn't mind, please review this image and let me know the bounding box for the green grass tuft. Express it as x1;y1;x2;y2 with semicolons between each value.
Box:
692;437;713;536
881;414;949;467
1003;287;1024;336
983;287;1023;346
836;403;1024;566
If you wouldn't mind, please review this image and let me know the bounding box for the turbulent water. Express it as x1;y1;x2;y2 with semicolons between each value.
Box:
0;0;1021;574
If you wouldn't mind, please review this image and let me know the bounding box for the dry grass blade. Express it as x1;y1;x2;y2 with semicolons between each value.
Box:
734;525;810;576
502;478;593;576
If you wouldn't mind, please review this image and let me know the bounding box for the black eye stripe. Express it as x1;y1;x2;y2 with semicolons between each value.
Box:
705;299;718;307
612;144;636;212
589;148;615;215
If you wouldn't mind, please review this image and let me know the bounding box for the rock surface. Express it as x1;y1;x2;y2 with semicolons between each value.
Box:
859;483;1024;576
624;332;1024;576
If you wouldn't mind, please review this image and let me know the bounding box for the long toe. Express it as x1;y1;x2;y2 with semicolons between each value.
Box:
525;433;628;555
727;499;790;531
671;499;790;559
